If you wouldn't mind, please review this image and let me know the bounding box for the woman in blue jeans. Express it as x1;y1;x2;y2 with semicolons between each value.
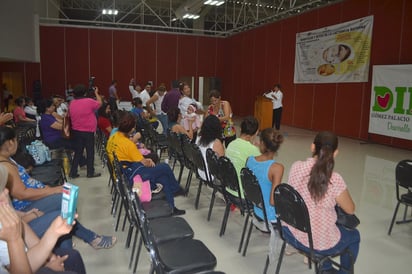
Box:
286;131;360;273
106;111;185;215
0;126;116;250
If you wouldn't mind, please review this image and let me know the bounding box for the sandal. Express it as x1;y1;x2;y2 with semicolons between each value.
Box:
89;235;117;249
152;183;163;194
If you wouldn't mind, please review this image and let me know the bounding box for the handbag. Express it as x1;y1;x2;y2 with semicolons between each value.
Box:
26;140;51;165
132;174;152;202
335;205;360;230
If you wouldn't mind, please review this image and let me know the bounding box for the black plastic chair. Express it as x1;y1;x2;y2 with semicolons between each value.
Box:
239;167;275;257
181;135;196;195
191;143;214;210
388;159;412;235
271;184;354;274
205;148;224;221
218;156;248;237
132;192;217;274
168;132;186;183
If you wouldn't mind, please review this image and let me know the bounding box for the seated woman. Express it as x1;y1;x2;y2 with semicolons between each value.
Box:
13;96;36;126
246;128;284;231
38;99;74;150
106;112;185;215
97;103;112;138
0;164;86;274
195;115;225;181
131;97;158;131
285;131;360;273
0;126;116;250
167;107;194;140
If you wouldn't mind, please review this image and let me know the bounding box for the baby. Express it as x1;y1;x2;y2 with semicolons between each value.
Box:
182;103;201;131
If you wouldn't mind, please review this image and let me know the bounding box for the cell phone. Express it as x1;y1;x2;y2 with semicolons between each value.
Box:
61;182;79;225
88;76;95;92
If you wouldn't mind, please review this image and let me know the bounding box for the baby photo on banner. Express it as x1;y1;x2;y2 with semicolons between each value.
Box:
294;15;373;84
368;65;412;141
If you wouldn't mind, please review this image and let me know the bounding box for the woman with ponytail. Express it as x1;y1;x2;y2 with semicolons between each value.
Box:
246;128;284;229
285;131;360;273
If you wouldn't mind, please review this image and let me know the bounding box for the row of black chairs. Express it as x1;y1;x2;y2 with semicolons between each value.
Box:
108;150;223;274
166;131;356;273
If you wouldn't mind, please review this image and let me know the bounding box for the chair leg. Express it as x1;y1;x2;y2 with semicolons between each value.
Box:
219;203;231;236
129;228;139;269
177;164;184;184
115;201;123;231
195;180;203;210
125;224;134;249
133;237;143;274
238;213;250;253
263;255;270;274
275;241;287;274
121;211;128;231
388;201;401;235
207;188;217;221
184;170;193;195
242;219;254;256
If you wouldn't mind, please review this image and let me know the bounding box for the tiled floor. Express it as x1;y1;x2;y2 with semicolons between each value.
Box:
70;125;411;274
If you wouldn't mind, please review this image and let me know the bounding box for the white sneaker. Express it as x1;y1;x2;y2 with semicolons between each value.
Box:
152;183;163;194
252;218;270;233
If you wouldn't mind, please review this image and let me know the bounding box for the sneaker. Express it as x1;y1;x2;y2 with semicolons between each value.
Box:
152;183;163;194
172;207;186;216
252;218;270;233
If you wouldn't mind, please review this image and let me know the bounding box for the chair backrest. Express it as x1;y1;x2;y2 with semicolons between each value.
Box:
191;143;211;182
206;148;221;182
396;159;412;189
218;156;242;197
274;184;314;250
181;134;195;169
240;168;268;224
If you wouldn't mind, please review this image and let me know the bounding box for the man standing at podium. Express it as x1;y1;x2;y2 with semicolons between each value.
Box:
264;84;283;130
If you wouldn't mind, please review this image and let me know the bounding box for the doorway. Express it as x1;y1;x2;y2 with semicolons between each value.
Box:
2;72;23;112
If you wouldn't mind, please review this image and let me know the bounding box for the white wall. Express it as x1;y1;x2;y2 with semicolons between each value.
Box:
0;0;39;62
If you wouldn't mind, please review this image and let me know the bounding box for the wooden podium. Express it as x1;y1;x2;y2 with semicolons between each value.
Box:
254;96;273;130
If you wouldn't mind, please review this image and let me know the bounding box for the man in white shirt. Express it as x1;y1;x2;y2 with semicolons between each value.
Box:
264;84;283;130
128;79;139;99
140;83;152;107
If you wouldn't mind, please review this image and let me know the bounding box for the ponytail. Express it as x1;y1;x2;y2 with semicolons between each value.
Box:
307;131;338;202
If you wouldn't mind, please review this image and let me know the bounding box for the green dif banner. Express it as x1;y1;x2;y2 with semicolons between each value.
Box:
369;65;412;140
294;15;373;83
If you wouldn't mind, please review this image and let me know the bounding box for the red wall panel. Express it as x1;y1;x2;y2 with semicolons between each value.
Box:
400;0;412;63
279;18;298;125
197;36;217;77
264;23;281;87
312;84;337;131
40;27;65;97
89;29;113;94
135;32;156;87
177;35;197;80
293;85;314;128
113;30;134;99
156;33;178;89
65;27;89;89
251;27;267;94
334;83;365;138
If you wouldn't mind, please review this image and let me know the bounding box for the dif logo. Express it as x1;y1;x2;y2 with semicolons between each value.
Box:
372;86;412;114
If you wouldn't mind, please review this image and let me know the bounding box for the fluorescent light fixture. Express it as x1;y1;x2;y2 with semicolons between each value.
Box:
204;0;225;6
182;13;200;19
102;9;118;15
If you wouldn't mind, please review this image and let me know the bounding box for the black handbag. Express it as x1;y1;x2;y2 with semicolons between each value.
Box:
335;205;360;229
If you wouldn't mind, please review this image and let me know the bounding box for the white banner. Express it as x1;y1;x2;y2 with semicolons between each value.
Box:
294;16;373;83
368;65;412;140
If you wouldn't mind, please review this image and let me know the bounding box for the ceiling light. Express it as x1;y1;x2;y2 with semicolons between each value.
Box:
204;0;225;6
183;13;200;20
102;9;118;15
